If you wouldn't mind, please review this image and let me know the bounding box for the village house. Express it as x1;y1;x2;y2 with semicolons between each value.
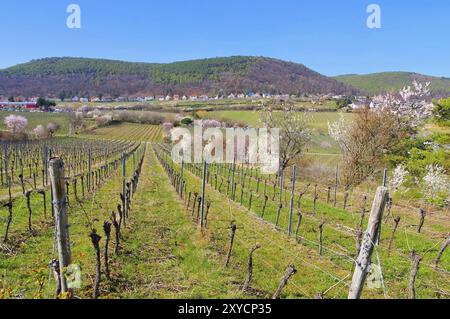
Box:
145;96;155;101
173;94;180;101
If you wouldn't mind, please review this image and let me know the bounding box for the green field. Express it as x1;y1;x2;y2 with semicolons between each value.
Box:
0;111;70;135
206;110;352;154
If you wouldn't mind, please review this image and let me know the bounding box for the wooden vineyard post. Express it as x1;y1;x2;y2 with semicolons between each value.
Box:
200;161;207;229
49;157;72;294
288;166;297;236
382;168;388;187
348;186;389;299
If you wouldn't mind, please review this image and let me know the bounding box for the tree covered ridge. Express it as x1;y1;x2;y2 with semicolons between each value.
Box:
334;72;450;96
0;56;261;84
0;56;356;97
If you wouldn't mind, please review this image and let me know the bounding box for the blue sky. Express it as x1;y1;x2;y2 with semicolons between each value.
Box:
1;0;449;77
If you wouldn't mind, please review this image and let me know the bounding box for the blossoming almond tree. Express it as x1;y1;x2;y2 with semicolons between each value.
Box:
389;164;409;194
329;81;434;189
4;115;28;136
260;103;311;170
371;81;434;128
421;165;450;203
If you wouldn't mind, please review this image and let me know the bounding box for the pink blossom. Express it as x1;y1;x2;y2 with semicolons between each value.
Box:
4;115;28;135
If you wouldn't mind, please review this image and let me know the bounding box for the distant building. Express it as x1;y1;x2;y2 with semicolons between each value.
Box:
0;101;38;109
80;98;89;103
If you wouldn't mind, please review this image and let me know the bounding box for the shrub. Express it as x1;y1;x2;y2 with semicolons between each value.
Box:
95;114;113;127
433;97;450;125
34;125;50;139
47;122;61;136
181;117;193;126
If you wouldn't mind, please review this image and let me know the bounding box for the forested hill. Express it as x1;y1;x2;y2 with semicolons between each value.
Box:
334;72;450;96
0;56;358;98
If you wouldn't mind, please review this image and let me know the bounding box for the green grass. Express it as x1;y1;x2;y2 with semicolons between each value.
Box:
156;149;450;299
206;110;352;154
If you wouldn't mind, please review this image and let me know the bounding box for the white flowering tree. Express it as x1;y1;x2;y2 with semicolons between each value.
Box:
4;115;28;136
389;164;409;194
371;81;434;128
328;81;435;189
260;104;311;170
421;165;450;202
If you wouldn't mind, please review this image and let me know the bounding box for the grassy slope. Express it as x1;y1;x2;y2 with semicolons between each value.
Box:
158;149;450;299
334;72;450;95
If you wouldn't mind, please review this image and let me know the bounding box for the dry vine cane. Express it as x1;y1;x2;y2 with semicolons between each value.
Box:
273;264;297;299
89;230;102;299
242;244;261;292
103;221;112;280
224;222;237;267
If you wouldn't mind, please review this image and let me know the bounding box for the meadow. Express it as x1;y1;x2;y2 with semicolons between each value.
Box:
0;111;70;135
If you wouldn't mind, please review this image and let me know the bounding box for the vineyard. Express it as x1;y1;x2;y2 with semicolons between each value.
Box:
0;122;448;299
82;123;162;142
